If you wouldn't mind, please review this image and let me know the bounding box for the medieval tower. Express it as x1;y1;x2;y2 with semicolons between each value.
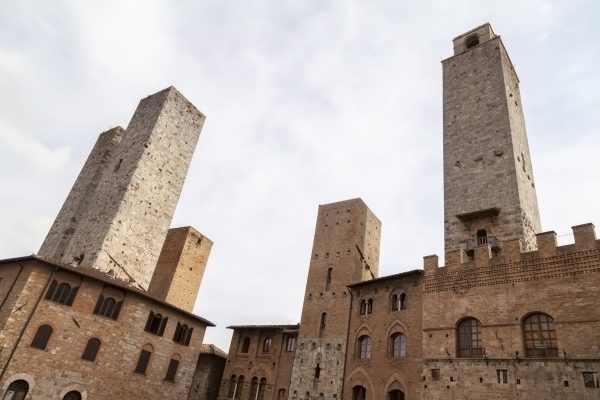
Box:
38;87;206;291
289;199;381;400
442;23;541;254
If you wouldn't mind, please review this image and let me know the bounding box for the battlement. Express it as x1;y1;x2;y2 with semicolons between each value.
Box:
424;223;599;274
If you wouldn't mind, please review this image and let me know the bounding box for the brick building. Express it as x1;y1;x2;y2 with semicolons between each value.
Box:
220;23;600;400
0;87;219;399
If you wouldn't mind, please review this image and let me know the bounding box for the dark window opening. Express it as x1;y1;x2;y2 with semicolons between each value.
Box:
583;372;599;388
387;389;405;400
134;345;153;374
81;337;101;361
93;295;122;320
497;369;508;384
315;364;321;379
476;229;488;245
431;369;440;381
249;377;259;400
63;391;82;400
359;300;367;315
262;337;272;353
173;322;193;345
319;313;327;337
31;324;53;350
465;34;480;49
45;279;78;306
352;385;366;400
5;379;29;400
325;268;333;291
240;337;250;353
144;311;168;336
366;299;373;314
286;336;296;352
165;358;180;382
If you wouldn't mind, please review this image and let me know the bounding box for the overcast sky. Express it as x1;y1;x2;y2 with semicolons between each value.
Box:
1;1;599;351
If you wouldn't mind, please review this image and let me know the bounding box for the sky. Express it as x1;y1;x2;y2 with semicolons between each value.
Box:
0;1;599;351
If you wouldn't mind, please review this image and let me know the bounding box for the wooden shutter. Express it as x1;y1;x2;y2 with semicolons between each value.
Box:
144;311;154;331
158;317;168;336
164;359;179;382
45;279;57;300
66;286;79;306
134;350;152;374
185;327;193;346
173;322;181;342
93;295;104;314
112;300;123;320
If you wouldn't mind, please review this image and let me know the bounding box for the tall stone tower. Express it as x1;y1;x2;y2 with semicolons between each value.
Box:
289;198;381;400
443;23;541;254
39;87;205;290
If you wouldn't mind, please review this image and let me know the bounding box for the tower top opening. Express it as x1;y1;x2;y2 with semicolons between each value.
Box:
452;23;496;55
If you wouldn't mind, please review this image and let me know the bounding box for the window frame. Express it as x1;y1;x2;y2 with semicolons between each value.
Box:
81;337;101;362
522;313;558;358
357;335;372;359
30;324;53;350
456;317;484;358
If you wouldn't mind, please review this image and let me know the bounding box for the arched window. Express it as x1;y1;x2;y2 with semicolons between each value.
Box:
134;344;153;374
457;318;483;357
165;354;181;382
523;313;558;357
63;391;82;400
240;337;250;353
278;389;286;400
31;324;53;349
357;335;372;359
387;389;404;400
366;299;373;314
325;268;333;291
390;333;406;357
352;385;367;400
359;300;367;315
173;322;193;345
390;293;407;311
228;375;238;398
93;295;123;320
465;34;480;49
4;379;29;400
235;376;244;399
45;279;79;306
82;337;101;361
248;377;259;400
145;311;168;336
257;378;267;400
262;337;272;353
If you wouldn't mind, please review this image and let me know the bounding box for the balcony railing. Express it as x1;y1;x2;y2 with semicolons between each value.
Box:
462;236;500;251
457;347;485;358
525;347;559;358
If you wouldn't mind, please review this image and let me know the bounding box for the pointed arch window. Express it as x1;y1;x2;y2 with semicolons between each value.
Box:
457;318;483;357
31;324;53;350
387;389;404;400
523;313;558;357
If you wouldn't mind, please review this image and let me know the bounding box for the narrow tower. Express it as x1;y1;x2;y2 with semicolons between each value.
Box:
442;23;541;254
289;198;381;400
39;87;205;290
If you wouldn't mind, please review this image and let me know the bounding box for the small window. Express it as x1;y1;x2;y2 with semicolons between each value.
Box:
134;344;153;374
278;389;286;400
465;34;480;49
431;369;440;381
81;337;101;361
319;313;327;337
476;229;488;245
173;322;193;345
399;293;406;309
31;324;53;350
286;336;296;352
240;337;250;353
315;363;321;379
497;369;508;384
359;300;367;315
583;372;599;388
165;356;180;382
391;294;399;311
357;335;372;359
4;379;29;400
262;337;272;353
93;295;123;320
325;268;333;291
390;333;406;357
45;279;78;306
144;311;168;336
63;391;82;400
366;299;373;314
391;293;407;311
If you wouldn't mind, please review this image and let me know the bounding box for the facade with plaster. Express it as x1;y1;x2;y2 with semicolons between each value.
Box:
0;88;219;399
220;23;600;400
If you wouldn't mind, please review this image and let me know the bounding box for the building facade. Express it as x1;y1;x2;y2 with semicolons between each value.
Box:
0;88;218;399
220;23;600;400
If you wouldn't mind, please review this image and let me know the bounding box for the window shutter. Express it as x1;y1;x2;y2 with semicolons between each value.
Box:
112;300;123;320
158;317;168;336
45;279;57;300
185;327;193;346
144;311;154;332
67;286;79;306
134;350;152;374
173;322;181;342
93;295;104;314
165;359;179;382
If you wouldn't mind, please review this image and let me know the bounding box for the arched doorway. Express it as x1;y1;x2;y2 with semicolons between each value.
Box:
387;389;405;400
352;385;366;400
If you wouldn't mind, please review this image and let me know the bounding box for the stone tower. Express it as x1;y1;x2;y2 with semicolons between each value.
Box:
442;23;541;254
289;198;381;400
39;87;205;290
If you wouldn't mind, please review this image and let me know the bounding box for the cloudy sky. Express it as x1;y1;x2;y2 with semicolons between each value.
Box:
1;1;599;351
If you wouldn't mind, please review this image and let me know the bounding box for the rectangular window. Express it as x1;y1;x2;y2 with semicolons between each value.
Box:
165;359;180;382
497;370;508;384
431;369;440;381
583;372;599;388
286;337;296;352
134;350;152;374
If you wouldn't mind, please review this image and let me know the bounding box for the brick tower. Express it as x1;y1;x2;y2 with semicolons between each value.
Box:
442;23;541;254
39;87;206;290
289;199;381;400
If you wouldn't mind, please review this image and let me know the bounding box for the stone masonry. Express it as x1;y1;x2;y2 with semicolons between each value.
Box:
443;24;541;253
39;87;206;290
289;199;381;400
